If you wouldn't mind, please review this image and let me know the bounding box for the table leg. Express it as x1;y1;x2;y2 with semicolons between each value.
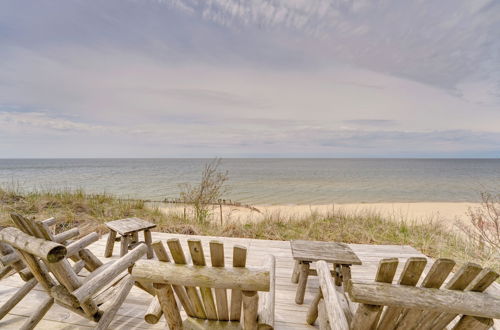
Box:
341;265;351;287
291;260;300;283
120;234;130;257
334;264;342;286
131;232;139;244
144;229;153;259
104;230;116;258
295;261;310;304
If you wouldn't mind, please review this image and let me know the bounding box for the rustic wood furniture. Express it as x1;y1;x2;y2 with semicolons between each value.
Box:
105;217;156;259
307;257;500;330
290;240;362;304
0;216;99;328
0;213;148;329
132;238;276;330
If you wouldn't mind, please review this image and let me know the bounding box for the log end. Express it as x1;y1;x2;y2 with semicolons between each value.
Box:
145;313;160;324
47;245;67;263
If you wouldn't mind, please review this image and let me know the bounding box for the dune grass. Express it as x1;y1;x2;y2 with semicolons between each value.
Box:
0;186;497;276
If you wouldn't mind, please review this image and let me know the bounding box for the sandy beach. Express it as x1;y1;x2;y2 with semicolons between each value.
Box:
159;202;480;228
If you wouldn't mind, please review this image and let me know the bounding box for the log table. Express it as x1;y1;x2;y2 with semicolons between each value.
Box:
104;218;156;259
290;240;362;304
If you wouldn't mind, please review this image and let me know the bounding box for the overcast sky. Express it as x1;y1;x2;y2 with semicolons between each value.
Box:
1;0;499;158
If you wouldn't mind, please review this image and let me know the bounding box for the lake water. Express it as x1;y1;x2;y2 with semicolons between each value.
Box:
0;159;498;204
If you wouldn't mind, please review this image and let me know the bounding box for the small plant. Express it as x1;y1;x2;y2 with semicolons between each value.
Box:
459;192;500;253
179;158;229;223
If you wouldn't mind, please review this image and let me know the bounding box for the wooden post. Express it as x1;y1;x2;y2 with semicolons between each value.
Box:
230;245;247;321
306;289;323;325
220;203;223;226
120;234;129;257
156;284;182;330
104;230;116;258
291;260;300;284
209;241;229;321
295;261;310;304
188;239;217;320
242;290;258;330
144;230;153;259
258;254;275;329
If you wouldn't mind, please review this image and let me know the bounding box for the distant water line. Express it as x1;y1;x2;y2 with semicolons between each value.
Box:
0;158;499;204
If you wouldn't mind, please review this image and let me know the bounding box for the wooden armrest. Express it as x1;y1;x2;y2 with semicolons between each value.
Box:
66;233;99;257
0;227;66;263
53;228;79;243
42;217;56;226
132;260;270;291
317;260;351;329
258;254;275;329
347;280;500;319
72;244;147;303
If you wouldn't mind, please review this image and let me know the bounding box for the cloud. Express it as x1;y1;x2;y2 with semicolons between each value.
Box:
343;120;396;127
0;0;499;157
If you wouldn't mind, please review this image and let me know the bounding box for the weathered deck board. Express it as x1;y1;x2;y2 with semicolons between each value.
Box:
0;232;498;329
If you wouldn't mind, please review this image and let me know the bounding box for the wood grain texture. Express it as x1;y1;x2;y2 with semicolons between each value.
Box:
209;240;229;321
188;239;218;320
348;280;500;319
105;218;156;236
230;245;247;322
290;240;362;265
376;257;427;329
316;260;350;330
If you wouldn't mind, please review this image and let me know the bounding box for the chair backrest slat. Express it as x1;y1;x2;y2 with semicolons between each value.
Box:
166;238;207;319
148;238;265;329
430;267;497;329
395;258;455;329
351;258;398;329
415;262;482;329
188;239;218;320
210;240;229;321
376;257;427;329
230;245;247;321
8;214;100;319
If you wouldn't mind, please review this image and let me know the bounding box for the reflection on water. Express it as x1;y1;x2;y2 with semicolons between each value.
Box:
0;158;498;204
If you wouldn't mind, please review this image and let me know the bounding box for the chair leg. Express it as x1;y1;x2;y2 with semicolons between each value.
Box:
19;296;53;330
95;276;135;330
307;289;323;325
0;277;37;320
317;300;330;330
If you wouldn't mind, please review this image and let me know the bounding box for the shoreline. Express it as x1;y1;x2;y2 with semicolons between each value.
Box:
158;201;480;228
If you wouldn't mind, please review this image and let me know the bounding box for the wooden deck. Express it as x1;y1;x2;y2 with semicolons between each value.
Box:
0;232;498;329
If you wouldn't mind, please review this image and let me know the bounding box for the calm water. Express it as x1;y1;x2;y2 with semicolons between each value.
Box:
0;159;499;204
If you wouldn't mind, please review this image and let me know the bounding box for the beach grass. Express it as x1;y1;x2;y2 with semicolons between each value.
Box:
0;186;498;276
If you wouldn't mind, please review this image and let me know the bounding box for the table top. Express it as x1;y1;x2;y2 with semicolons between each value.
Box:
290;240;362;265
105;217;156;235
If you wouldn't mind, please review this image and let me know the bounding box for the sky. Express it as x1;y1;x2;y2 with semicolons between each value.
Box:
0;0;499;158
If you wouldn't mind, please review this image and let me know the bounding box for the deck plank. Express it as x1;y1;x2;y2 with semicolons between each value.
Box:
0;231;497;329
